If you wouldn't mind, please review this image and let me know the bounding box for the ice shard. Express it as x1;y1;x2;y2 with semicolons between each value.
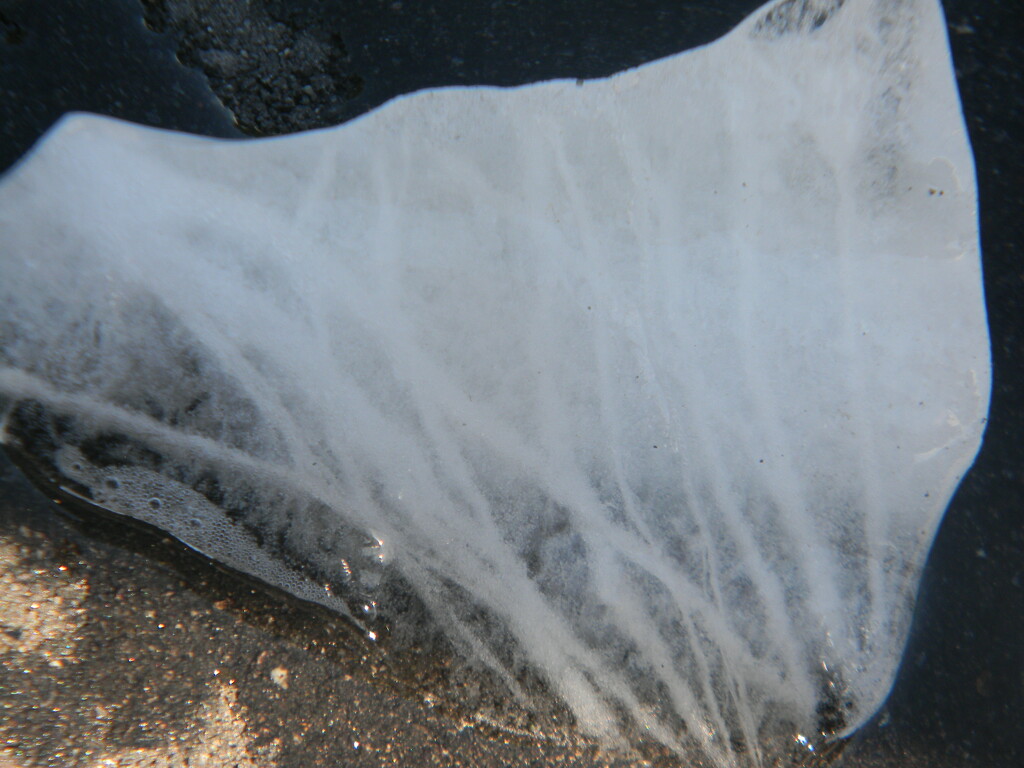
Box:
0;0;989;764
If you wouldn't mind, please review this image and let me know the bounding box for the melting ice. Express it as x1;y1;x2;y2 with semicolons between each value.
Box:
0;0;990;765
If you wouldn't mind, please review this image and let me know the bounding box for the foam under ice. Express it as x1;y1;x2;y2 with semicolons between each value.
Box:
0;0;990;764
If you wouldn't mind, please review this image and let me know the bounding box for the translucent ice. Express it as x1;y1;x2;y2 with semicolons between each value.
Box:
0;0;989;764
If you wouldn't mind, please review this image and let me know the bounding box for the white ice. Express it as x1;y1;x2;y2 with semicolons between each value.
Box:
0;0;990;765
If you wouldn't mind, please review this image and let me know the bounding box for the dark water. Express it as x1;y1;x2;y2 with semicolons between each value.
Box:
0;1;1020;765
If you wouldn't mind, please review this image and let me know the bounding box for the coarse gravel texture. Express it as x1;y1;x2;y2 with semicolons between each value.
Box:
139;0;364;136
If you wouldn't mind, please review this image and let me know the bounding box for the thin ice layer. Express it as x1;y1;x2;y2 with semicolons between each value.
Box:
0;0;989;765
